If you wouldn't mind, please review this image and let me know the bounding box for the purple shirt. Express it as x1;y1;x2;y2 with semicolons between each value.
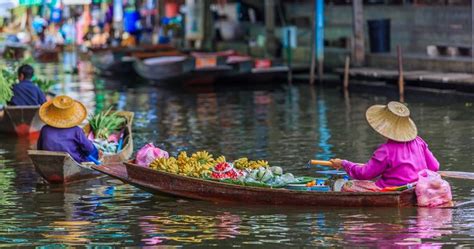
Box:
8;80;47;106
342;136;440;188
37;125;96;163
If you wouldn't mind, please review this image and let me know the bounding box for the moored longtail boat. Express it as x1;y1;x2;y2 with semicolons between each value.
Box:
133;55;195;84
93;162;417;207
0;106;44;137
28;111;134;184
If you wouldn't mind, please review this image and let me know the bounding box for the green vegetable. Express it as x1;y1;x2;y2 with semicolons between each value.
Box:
0;70;13;104
32;78;56;92
88;107;126;139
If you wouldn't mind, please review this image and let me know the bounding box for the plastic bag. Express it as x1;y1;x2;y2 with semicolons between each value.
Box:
415;169;453;207
136;143;169;167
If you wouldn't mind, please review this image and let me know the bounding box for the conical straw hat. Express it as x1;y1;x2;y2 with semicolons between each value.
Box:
39;95;87;128
366;101;417;142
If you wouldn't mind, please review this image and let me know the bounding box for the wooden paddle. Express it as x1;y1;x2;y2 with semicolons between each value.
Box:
309;160;474;180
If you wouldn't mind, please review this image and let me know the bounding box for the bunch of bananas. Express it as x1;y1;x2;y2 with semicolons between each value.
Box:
234;157;269;170
148;150;225;178
149;157;179;174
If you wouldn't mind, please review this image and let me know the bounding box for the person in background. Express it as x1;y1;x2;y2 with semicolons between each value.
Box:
37;95;101;164
329;101;439;192
7;64;46;106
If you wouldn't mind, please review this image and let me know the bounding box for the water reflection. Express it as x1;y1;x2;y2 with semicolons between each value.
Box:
341;208;453;248
0;61;473;246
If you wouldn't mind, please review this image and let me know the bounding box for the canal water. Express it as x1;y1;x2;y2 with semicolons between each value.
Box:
0;62;473;247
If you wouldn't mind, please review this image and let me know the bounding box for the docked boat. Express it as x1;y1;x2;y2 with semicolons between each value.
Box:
133;55;195;84
0;105;44;137
28;111;134;184
224;58;290;84
90;45;177;77
33;47;61;63
93;162;417;207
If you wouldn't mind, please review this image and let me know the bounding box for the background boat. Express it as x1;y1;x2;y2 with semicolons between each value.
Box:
0;105;43;137
133;55;195;85
28;111;134;184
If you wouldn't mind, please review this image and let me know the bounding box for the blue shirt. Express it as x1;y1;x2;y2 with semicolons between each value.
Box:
8;80;47;106
37;125;97;163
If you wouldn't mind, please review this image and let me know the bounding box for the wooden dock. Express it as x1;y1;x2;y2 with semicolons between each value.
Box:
335;67;474;92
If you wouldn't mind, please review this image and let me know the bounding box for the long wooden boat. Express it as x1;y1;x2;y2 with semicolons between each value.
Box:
0;106;44;137
28;111;134;184
133;56;195;84
93;162;417;207
33;47;60;63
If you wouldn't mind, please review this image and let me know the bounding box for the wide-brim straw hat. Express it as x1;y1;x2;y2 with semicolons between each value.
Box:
39;95;87;128
366;101;418;142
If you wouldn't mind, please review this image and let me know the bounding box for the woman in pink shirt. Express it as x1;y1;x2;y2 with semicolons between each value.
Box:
330;101;440;192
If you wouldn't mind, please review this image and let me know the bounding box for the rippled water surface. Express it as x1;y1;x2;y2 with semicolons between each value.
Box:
0;62;473;247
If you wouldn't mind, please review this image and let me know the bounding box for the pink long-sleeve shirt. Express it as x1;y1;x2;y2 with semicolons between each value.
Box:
342;136;440;188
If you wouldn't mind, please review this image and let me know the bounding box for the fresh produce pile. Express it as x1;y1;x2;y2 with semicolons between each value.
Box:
147;150;311;188
149;151;227;178
88;108;127;154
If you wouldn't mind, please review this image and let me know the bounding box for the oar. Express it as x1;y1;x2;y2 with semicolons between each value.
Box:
309;159;474;181
439;171;474;180
309;160;333;167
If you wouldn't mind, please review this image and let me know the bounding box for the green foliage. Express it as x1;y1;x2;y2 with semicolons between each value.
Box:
0;70;13;104
32;78;56;92
88;107;126;139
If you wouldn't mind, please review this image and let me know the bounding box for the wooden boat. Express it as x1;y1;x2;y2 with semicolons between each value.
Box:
28;111;134;184
223;58;290;84
0;106;44;137
93;162;417;207
2;43;27;60
91;45;178;76
33;47;60;63
133;55;195;84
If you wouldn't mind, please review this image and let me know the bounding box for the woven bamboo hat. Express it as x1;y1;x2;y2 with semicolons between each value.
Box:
366;101;417;142
39;95;87;128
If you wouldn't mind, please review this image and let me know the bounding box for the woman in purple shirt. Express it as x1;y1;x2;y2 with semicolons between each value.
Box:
330;101;440;192
37;95;100;163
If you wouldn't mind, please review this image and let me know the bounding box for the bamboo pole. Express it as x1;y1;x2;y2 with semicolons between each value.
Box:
397;45;405;103
343;56;350;92
352;0;365;66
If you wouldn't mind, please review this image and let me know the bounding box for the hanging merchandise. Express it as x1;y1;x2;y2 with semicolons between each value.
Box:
185;0;204;41
49;0;62;23
123;10;139;33
19;0;42;6
62;0;91;5
113;0;123;22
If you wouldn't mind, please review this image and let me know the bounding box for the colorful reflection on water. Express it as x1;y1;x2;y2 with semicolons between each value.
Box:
0;61;473;247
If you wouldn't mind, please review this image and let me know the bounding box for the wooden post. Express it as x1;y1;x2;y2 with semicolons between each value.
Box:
352;0;365;66
343;56;350;92
202;0;213;50
286;29;293;84
397;45;405;103
471;0;474;74
265;0;277;57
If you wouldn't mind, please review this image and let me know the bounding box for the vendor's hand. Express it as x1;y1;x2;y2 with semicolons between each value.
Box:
98;150;104;160
329;158;343;170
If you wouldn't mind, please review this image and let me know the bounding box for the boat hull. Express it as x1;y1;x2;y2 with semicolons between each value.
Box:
29;111;134;184
94;163;417;207
0;106;44;137
133;56;196;84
